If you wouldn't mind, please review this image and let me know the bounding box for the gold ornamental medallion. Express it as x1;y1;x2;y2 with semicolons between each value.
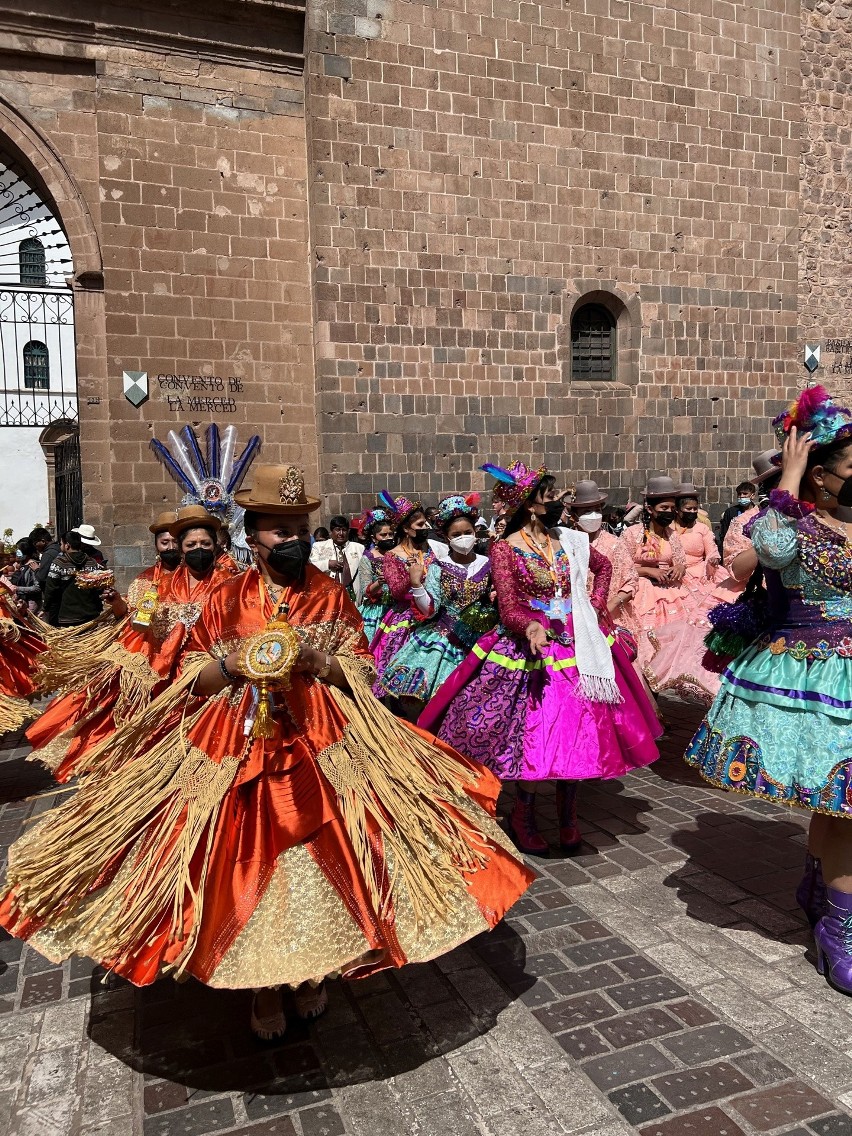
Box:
237;622;301;687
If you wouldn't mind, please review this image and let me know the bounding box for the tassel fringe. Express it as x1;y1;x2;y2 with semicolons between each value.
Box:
579;674;623;705
34;615;123;694
0;617;21;642
0;692;35;734
5;656;234;976
322;656;491;930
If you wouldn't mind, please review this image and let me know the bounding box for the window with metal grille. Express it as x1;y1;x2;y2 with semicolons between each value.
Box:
23;340;49;390
571;303;615;381
19;237;47;286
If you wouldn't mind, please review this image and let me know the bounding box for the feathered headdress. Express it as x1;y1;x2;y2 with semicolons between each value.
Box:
354;507;391;538
480;460;548;519
435;493;481;528
377;491;422;527
150;424;261;562
772;386;852;456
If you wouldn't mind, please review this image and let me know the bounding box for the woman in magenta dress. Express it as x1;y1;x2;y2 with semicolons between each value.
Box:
420;460;661;856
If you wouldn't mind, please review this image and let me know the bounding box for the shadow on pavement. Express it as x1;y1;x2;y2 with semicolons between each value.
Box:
88;923;535;1095
0;741;54;804
663;811;809;940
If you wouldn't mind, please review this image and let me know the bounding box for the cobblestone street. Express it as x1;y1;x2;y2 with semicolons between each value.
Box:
3;701;852;1136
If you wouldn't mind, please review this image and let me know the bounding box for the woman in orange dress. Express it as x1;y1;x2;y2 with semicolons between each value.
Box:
0;465;533;1043
26;507;239;781
0;583;46;734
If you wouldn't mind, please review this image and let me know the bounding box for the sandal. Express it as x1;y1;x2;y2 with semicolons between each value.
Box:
294;981;329;1021
250;990;287;1041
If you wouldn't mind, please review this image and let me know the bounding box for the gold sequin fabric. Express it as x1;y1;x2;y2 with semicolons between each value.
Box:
385;843;490;964
208;844;372;989
149;601;201;644
28;719;83;772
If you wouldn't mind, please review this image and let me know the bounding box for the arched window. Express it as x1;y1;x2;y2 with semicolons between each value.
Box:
571;303;615;382
23;341;49;390
19;237;47;286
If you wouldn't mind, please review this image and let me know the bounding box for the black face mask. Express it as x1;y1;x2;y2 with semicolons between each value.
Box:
410;529;429;545
184;548;216;574
836;474;852;509
679;513;698;527
266;539;311;581
159;549;181;569
376;537;396;553
541;501;565;528
654;512;676;527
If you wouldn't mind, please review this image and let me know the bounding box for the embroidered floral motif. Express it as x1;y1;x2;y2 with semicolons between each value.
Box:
763;636;850;661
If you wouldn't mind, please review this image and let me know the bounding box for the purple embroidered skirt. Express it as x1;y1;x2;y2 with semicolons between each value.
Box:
419;618;661;781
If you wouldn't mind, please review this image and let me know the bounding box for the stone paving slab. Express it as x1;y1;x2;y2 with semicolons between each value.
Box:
2;701;852;1135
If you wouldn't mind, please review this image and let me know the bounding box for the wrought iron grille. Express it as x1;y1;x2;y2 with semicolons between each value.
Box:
571;304;615;381
0;290;77;425
19;237;47;286
54;429;83;535
23;340;49;389
0;154;73;288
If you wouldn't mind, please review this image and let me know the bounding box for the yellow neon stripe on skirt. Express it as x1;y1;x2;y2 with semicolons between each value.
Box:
472;634;615;673
378;619;410;634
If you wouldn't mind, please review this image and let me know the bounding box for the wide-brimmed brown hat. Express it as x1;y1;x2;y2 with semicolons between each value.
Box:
752;448;780;485
169;505;223;539
643;475;680;502
149;510;178;535
675;482;701;500
571;479;607;509
234;463;321;514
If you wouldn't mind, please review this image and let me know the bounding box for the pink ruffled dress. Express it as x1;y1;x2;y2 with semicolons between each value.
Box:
722;508;758;575
643;523;743;706
419;539;660;781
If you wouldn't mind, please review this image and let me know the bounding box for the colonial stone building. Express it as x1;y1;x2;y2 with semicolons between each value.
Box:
0;0;845;575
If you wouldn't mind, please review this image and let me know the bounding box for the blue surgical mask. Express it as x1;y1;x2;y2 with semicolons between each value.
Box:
737;496;752;507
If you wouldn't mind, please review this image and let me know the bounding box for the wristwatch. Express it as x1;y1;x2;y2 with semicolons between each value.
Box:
316;653;332;679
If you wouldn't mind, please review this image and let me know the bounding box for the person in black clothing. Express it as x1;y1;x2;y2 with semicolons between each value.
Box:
42;531;113;627
31;527;59;593
717;480;756;551
11;539;42;612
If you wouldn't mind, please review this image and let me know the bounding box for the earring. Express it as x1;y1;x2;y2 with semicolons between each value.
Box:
823;488;832;501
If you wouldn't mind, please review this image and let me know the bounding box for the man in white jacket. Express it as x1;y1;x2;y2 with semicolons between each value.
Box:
309;514;364;596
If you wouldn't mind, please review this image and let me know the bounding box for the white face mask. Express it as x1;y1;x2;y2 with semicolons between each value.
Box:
576;511;603;533
449;534;477;555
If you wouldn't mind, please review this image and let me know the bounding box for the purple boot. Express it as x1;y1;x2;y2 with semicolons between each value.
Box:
814;886;852;994
796;853;827;929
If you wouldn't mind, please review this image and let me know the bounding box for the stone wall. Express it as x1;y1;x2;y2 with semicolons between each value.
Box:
800;0;852;401
305;0;802;517
0;1;316;581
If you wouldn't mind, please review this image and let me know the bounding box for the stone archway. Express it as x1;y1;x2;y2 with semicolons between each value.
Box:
0;97;110;545
0;95;101;280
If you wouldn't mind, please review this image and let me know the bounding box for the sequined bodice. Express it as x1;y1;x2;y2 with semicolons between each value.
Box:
793;516;852;622
435;559;492;615
365;548;386;582
512;546;572;599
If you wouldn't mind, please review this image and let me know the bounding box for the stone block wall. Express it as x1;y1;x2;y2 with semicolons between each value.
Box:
0;1;316;582
800;0;852;401
305;0;802;517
